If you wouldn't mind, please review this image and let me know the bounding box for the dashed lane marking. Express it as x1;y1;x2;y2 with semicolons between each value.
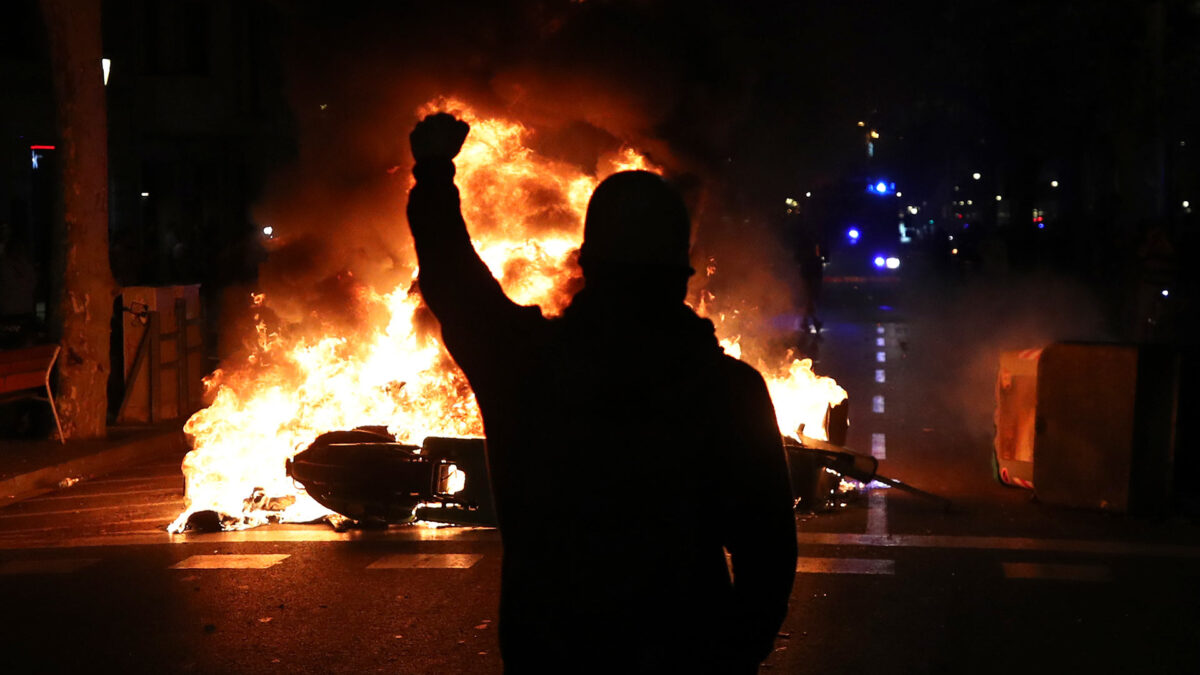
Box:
876;337;886;347
866;491;888;536
367;554;483;569
0;558;100;575
876;325;885;335
876;351;886;363
1002;562;1113;582
870;433;886;460
875;369;885;383
171;554;290;570
872;395;885;413
796;557;894;575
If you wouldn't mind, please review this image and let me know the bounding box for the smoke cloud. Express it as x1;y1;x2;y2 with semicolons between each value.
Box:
899;270;1114;443
237;1;807;366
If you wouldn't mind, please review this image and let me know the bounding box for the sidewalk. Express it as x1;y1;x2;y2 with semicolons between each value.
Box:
0;424;188;509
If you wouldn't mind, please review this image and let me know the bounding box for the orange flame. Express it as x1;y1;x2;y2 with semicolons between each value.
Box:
168;98;844;532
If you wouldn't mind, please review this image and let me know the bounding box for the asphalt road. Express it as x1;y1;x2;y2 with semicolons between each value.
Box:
2;264;1199;674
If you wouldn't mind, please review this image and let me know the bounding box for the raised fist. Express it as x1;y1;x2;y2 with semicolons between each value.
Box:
410;112;470;163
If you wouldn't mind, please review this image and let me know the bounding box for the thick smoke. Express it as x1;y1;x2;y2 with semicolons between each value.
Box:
900;271;1114;444
237;1;807;366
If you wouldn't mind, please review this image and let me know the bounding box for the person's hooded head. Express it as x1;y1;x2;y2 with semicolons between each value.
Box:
578;171;693;305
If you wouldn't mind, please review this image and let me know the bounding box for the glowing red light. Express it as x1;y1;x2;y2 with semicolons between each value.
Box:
30;145;56;150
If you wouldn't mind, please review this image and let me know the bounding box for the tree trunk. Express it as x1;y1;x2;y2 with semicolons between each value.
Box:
39;0;115;439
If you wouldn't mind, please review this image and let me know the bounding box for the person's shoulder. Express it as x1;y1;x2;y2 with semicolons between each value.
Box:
712;352;770;391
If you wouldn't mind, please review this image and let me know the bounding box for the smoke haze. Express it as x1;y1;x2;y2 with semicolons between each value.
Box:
238;0;809;365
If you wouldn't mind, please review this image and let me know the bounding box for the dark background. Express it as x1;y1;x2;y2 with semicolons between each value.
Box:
3;0;1198;361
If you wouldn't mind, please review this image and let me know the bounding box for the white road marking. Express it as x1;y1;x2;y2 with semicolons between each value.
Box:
0;500;183;519
866;491;888;535
171;554;289;569
367;554;483;569
871;433;886;460
876;351;886;363
796;557;894;575
76;475;181;486
24;488;182;503
0;516;172;536
876;337;886;347
6;528;1198;560
875;369;885;383
872;395;885;413
792;533;1200;557
1002;562;1112;582
0;558;100;575
876;325;885;335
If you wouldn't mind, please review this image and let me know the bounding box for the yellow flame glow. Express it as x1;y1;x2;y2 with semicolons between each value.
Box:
169;98;845;532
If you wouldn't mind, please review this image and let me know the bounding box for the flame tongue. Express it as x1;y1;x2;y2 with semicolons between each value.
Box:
169;98;844;533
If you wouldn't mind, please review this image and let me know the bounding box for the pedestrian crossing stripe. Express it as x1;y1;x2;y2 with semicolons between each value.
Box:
796;557;894;575
171;554;290;569
367;553;483;569
0;558;100;575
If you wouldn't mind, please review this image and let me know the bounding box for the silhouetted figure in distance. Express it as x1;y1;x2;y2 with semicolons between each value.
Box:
406;113;797;673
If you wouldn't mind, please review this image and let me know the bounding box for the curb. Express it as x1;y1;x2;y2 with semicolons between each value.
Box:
0;429;188;509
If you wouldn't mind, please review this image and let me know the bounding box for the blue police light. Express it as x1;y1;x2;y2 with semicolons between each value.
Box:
873;256;886;268
848;227;861;241
867;179;896;196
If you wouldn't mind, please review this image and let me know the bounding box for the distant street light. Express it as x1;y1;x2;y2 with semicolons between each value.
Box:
1050;180;1059;187
870;130;880;139
972;172;981;180
995;195;1002;201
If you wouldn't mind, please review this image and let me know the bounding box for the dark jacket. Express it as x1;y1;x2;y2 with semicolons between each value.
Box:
407;158;798;672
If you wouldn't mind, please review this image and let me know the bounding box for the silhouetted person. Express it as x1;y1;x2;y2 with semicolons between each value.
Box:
406;113;797;673
791;215;825;333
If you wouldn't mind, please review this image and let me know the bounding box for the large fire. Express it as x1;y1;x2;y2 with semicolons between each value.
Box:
168;98;845;533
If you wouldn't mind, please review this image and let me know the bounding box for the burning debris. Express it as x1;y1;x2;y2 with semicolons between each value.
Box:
168;99;847;534
786;436;951;513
